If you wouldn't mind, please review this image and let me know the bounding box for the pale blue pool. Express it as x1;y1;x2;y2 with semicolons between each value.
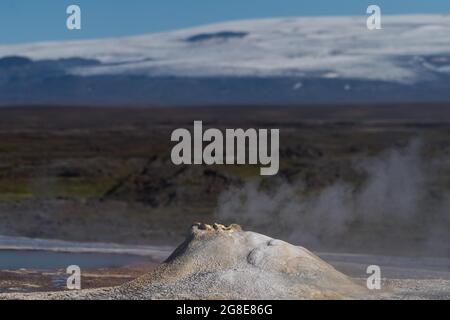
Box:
0;250;151;269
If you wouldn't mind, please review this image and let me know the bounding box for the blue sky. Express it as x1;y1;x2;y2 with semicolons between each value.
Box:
1;0;449;44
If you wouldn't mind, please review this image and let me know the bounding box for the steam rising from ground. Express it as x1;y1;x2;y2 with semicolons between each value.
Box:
215;140;450;256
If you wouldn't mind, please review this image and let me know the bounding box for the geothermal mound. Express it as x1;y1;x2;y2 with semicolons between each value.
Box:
1;223;368;300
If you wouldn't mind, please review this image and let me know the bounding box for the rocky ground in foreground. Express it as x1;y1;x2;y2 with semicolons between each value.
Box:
0;224;370;299
0;264;153;294
1;224;449;300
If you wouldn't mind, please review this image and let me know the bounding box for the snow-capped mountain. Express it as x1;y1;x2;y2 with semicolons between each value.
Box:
1;15;450;106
